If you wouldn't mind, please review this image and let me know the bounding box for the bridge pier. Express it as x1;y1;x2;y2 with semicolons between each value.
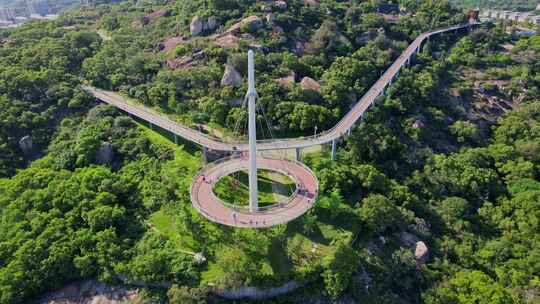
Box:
174;134;178;145
202;147;209;163
295;147;301;161
149;122;153;130
331;139;337;161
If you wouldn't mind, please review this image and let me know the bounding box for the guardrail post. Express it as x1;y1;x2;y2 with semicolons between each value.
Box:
331;139;337;161
295;147;301;161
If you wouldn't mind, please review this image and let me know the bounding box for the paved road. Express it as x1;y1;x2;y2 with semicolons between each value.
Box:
190;155;318;228
84;23;477;151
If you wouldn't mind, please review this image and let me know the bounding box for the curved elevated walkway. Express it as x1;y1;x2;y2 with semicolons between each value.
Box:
84;22;478;152
190;155;318;228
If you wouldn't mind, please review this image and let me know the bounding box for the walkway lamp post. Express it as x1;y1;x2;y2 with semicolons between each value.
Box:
247;50;258;212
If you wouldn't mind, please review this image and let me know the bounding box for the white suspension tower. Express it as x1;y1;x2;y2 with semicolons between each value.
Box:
246;50;258;212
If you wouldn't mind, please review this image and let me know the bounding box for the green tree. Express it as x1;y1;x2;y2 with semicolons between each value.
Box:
424;270;515;304
321;240;358;298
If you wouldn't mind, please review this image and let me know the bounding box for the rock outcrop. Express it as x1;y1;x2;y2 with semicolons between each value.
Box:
414;241;429;264
221;64;242;87
206;16;218;31
96;142;114;165
215;34;240;48
266;13;276;24
37;280;139;304
399;232;429;265
167;50;205;70
399;232;420;247
300;76;321;93
190;16;219;36
275;0;287;10
190;16;204;36
227;15;263;34
159;36;186;53
412;119;425;129
18;135;33;155
304;0;320;6
275;72;295;87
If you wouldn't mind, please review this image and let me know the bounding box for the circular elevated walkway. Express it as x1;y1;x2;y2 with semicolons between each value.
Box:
190;155;318;228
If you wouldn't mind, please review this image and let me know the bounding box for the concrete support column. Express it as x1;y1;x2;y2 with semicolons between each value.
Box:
295;147;301;161
202;147;208;163
247;50;258;212
174;134;178;145
149;122;153;130
331;139;337;161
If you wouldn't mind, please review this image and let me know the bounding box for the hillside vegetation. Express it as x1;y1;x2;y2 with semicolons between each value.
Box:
0;0;539;303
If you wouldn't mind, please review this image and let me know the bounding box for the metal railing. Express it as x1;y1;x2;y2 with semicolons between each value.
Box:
189;154;319;228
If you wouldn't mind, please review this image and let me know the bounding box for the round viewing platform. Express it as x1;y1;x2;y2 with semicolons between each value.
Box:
190;155;318;228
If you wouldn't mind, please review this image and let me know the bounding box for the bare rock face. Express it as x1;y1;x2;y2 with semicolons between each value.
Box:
304;0;320;6
300;76;321;93
226;15;263;34
241;15;263;31
293;40;306;55
261;4;272;12
275;0;288;10
215;34;240;48
96;142;114;165
275;72;295;87
221;64;242;87
414;241;429;265
205;16;218;31
412;119;425;129
400;232;429;265
190;16;204;36
18;135;33;155
411;115;427;129
37;280;139;304
194;252;207;265
399;231;421;247
266;13;276;24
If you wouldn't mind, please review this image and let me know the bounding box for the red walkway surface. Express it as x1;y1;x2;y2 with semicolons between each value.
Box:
190;155;318;228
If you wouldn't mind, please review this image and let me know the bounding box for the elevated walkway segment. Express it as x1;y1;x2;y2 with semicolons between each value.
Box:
84;23;478;152
190;155;318;228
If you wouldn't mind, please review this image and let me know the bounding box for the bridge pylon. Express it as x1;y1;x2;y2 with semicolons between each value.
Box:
247;50;258;212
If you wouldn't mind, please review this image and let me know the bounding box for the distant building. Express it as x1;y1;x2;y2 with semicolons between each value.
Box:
483;9;540;25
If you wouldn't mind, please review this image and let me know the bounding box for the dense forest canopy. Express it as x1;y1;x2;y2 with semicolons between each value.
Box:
0;0;539;303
